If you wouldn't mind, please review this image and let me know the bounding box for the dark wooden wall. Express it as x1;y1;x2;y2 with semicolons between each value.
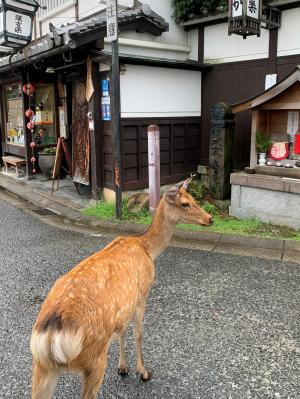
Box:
104;117;201;190
201;54;300;170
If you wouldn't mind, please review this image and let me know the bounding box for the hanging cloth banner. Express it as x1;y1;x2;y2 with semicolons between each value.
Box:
294;134;300;154
270;142;289;161
86;57;94;103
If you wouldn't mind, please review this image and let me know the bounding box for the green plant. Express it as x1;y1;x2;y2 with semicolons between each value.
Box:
186;179;208;205
171;0;227;21
42;146;56;155
255;132;272;153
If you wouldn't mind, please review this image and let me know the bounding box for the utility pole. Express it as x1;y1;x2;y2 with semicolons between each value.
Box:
107;0;122;218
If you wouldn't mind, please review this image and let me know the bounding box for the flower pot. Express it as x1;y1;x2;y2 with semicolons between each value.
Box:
258;153;267;165
38;152;55;178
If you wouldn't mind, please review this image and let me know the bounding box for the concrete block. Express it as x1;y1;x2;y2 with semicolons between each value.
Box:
230;173;248;185
231;185;241;208
283;251;300;264
247;175;284;191
285;241;300;252
221;234;284;250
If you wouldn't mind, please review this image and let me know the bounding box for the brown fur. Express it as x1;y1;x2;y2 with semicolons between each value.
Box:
30;181;212;398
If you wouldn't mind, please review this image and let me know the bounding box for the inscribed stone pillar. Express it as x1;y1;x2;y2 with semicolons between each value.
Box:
209;102;234;200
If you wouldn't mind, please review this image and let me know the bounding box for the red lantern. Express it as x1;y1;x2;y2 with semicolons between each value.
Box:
27;121;35;130
23;83;35;96
30;142;36;148
33;168;37;173
25;109;34;119
31;156;36;162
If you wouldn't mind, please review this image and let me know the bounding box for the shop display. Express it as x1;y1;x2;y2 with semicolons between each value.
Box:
4;82;25;146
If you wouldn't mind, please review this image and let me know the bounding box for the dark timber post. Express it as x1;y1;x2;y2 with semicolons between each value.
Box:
148;125;160;213
108;0;122;218
209;102;234;200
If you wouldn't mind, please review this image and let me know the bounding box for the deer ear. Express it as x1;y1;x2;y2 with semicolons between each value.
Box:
165;180;186;203
165;183;182;203
181;176;193;190
165;176;194;204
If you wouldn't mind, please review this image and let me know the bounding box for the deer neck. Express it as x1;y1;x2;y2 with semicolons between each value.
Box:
141;199;176;261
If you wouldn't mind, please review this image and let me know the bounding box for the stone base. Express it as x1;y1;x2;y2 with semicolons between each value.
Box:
230;172;300;229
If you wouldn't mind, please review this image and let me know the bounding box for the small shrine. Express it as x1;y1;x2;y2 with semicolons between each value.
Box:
229;66;300;229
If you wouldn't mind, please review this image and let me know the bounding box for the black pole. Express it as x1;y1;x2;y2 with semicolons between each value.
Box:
111;10;122;218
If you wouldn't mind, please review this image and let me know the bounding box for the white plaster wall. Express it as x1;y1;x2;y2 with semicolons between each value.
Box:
188;29;198;61
35;0;193;62
114;0;190;61
278;8;300;57
204;22;269;64
120;64;201;118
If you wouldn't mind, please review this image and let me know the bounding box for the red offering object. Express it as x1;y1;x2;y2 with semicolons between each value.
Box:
30;142;36;148
269;142;289;160
294;134;300;154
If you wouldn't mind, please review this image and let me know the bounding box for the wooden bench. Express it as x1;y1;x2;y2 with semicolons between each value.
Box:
2;156;26;177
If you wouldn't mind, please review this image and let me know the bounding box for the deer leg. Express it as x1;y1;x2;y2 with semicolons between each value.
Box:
134;301;152;382
117;328;129;376
81;352;108;399
32;361;60;399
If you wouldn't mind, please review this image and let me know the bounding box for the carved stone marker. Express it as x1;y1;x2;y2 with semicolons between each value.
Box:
209;102;234;200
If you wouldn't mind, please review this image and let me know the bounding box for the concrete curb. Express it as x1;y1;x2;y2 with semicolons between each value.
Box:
1;173;300;255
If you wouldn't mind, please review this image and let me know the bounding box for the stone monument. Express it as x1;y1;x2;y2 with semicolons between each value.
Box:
209;102;234;200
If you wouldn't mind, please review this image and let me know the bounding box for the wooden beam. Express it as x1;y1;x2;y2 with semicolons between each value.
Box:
250;110;259;169
198;26;204;64
89;61;103;200
268;29;278;74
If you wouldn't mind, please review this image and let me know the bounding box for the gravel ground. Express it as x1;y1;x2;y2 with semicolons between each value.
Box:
0;199;299;399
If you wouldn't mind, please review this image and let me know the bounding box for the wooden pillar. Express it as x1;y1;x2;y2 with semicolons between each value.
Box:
22;73;34;178
89;61;103;200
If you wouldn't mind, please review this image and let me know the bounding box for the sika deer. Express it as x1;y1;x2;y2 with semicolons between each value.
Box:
30;177;212;399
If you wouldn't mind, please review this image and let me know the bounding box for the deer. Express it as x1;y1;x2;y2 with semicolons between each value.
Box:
30;177;213;399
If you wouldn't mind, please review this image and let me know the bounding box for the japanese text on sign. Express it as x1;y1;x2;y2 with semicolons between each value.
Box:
106;0;118;42
246;0;259;19
14;14;22;34
6;11;31;37
232;0;242;17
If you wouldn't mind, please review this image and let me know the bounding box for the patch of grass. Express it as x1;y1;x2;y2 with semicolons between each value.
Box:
83;201;152;225
82;201;300;241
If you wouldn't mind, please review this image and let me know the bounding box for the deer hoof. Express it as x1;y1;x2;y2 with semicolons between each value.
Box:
118;366;129;377
137;370;152;382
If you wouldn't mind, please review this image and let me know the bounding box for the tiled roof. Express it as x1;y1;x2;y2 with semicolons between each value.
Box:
61;6;169;38
0;4;169;72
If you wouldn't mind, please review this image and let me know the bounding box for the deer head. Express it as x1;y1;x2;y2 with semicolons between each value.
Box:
164;178;213;226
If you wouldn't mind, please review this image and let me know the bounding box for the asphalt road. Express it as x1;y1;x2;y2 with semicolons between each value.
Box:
0;198;299;399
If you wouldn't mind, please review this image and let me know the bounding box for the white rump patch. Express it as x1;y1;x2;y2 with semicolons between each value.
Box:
30;331;50;365
51;329;83;364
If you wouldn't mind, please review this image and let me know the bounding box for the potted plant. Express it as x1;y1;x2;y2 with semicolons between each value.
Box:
38;146;56;178
256;132;272;165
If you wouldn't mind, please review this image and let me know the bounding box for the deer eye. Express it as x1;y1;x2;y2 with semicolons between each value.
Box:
181;202;190;208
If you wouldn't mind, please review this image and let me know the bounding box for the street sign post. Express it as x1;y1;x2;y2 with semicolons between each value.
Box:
106;0;122;219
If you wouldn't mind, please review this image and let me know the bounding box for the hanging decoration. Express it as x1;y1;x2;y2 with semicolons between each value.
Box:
228;0;261;39
23;77;37;173
25;108;34;119
23;82;35;96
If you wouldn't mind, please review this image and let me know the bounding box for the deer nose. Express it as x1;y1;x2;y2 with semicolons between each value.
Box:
208;217;213;225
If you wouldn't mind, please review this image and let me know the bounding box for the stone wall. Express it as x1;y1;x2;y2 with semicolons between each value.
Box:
229;172;300;229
